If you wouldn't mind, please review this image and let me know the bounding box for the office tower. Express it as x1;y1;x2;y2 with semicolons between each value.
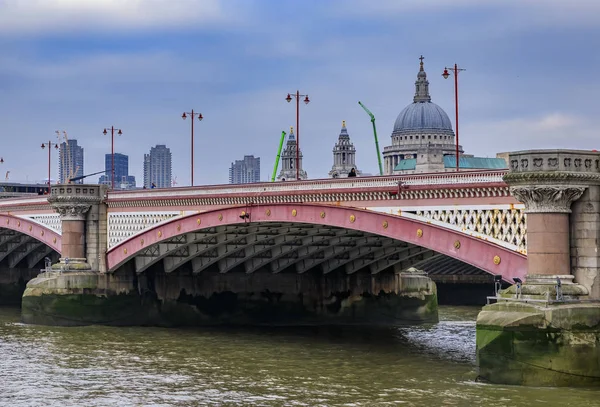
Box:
99;153;136;189
143;145;172;188
59;139;84;184
229;155;261;184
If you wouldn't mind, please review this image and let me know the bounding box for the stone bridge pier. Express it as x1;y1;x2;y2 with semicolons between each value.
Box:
477;149;600;387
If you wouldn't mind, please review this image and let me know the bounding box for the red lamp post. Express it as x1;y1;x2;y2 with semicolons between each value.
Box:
442;64;466;172
103;126;123;190
40;141;59;193
182;110;203;186
285;91;310;180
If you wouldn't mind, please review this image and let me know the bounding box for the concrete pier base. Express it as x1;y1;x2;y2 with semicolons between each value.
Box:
476;276;600;387
21;268;438;327
21;271;154;326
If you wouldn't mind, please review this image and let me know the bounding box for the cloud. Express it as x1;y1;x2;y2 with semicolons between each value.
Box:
0;0;238;34
337;0;600;28
463;113;599;157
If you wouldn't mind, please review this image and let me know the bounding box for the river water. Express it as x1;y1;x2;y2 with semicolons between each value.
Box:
0;306;597;407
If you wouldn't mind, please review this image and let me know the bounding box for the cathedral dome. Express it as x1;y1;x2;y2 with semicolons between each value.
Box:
393;101;452;133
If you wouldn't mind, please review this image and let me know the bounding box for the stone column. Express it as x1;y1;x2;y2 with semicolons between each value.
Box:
47;185;104;270
511;185;585;277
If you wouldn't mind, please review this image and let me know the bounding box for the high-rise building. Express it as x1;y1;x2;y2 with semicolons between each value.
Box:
99;153;136;189
143;145;172;188
277;127;307;181
329;121;361;178
229;155;261;184
59;139;84;184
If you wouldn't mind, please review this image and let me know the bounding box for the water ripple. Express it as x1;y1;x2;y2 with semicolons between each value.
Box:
0;307;597;407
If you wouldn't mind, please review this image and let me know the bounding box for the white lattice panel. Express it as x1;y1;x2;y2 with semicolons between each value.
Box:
20;214;62;234
108;212;180;248
412;208;527;251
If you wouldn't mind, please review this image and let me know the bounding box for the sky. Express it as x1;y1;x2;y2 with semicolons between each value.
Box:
0;0;599;186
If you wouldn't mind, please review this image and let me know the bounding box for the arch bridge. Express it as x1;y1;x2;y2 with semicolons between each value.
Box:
0;170;527;281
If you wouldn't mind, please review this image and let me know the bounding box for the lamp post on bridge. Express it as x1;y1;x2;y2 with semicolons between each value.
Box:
103;126;123;190
40;141;59;194
442;64;466;172
285;91;310;181
181;109;203;187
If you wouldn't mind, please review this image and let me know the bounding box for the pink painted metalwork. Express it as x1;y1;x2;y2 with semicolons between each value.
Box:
0;214;62;253
107;203;526;281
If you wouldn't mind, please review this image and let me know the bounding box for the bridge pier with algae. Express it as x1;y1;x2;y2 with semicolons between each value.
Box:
476;150;600;387
22;266;437;327
22;264;437;327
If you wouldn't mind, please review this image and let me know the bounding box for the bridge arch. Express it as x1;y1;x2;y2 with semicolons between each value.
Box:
107;203;526;281
0;214;62;269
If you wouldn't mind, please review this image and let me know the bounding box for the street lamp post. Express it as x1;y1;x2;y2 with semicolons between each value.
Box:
103;126;123;190
40;141;59;193
442;64;466;172
181;110;203;187
285;91;310;180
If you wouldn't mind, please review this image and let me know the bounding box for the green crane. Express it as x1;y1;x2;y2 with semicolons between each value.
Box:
358;101;384;176
271;130;287;182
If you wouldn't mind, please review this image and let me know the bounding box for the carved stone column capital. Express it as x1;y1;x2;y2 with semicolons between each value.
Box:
510;185;586;213
48;195;101;220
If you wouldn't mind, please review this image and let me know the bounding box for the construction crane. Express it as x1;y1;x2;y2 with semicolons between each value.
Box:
172;176;178;187
358;101;384;176
271;130;287;182
5;171;9;181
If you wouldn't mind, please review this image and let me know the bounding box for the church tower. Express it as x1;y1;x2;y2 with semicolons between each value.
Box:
277;127;308;181
329;121;360;178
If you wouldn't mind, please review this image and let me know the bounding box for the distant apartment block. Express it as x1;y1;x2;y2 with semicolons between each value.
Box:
59;139;84;184
229;155;261;184
143;145;172;188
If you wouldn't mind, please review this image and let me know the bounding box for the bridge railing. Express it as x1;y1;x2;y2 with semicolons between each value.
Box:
108;169;508;200
0;196;50;210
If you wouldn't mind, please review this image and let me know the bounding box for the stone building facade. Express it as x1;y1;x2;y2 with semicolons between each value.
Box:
277;127;307;181
329;121;361;178
382;57;464;174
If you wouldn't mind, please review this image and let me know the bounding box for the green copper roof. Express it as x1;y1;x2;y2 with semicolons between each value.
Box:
394;159;417;170
393;156;507;171
443;156;507;169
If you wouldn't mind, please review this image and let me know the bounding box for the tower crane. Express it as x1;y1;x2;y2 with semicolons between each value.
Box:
358;101;384;176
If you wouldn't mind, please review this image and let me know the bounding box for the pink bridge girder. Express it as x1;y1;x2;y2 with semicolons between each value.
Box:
0;214;62;253
107;204;526;281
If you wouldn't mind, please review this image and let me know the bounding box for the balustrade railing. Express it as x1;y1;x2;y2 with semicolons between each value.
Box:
108;170;508;200
0;196;50;208
0;170;509;209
